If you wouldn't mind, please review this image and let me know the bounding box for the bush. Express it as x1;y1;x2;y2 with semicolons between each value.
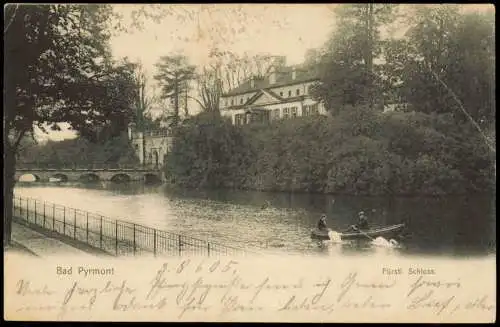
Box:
18;132;139;166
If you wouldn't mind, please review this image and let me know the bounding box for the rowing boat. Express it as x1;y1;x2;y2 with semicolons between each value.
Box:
311;223;405;241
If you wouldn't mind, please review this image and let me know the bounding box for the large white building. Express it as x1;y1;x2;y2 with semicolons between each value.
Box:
220;61;327;125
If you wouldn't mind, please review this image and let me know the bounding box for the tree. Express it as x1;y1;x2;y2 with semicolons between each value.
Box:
192;49;277;114
131;62;160;164
3;4;138;246
153;55;196;127
197;66;224;114
311;4;398;113
386;6;495;127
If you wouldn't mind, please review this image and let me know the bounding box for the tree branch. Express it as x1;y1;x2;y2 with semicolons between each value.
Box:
186;95;206;111
3;4;19;35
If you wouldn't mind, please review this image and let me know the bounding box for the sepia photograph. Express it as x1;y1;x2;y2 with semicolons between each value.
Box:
3;3;496;323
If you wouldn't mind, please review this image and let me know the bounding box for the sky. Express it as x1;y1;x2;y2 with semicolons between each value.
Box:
37;4;336;142
36;3;494;142
110;4;336;74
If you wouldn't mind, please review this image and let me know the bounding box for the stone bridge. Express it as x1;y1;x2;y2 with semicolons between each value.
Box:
15;165;164;183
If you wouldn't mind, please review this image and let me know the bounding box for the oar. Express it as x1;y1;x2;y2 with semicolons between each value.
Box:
351;225;374;241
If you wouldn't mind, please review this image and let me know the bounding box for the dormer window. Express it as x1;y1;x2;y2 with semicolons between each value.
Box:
288;90;292;97
296;89;300;96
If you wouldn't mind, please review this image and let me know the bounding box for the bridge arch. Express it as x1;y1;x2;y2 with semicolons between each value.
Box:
110;173;131;183
17;173;40;182
79;173;100;183
144;173;161;184
51;173;68;182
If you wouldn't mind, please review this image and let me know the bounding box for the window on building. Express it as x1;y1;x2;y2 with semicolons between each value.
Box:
240;98;243;104
288;90;292;97
272;109;280;120
307;85;313;94
311;103;319;115
296;89;300;96
283;108;290;119
280;91;283;97
231;99;234;106
235;114;244;126
291;107;298;118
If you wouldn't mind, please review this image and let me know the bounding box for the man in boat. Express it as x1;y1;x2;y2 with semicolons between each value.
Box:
261;200;271;210
317;214;328;231
348;211;369;232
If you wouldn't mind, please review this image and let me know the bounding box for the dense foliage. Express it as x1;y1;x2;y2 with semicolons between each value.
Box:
4;4;159;244
164;5;495;196
165;111;495;196
17;133;139;167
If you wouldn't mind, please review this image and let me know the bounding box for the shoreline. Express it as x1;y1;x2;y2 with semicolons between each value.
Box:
15;181;497;199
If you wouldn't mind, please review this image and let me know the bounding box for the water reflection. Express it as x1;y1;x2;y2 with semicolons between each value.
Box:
14;181;496;257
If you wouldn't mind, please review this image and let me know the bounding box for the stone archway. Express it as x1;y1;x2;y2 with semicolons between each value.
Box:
110;174;131;183
17;173;41;182
79;173;100;183
51;173;68;182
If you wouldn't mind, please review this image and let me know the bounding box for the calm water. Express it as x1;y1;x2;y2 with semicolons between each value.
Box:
14;182;496;257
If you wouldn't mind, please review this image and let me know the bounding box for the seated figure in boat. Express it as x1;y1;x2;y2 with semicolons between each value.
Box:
317;214;328;231
348;211;369;232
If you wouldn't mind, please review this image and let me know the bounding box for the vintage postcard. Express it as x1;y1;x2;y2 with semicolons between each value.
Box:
3;3;496;323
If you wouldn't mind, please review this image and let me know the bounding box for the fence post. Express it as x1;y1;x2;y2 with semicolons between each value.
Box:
153;229;157;257
86;212;89;243
99;216;103;249
63;206;66;235
133;224;136;255
52;204;55;231
43;202;46;228
26;198;29;221
115;220;118;256
34;201;37;225
74;210;77;239
207;242;210;257
178;235;182;256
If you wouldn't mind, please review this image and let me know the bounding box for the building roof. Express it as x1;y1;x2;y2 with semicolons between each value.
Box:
223;89;307;110
223;63;321;97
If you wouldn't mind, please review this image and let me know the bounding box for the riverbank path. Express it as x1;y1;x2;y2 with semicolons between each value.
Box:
10;221;95;257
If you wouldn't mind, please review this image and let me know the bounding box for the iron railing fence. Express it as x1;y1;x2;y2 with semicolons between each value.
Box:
13;196;248;257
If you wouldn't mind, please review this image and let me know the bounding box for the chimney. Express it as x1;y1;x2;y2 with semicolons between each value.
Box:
269;73;276;85
269;66;276;85
127;124;133;140
250;76;255;88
